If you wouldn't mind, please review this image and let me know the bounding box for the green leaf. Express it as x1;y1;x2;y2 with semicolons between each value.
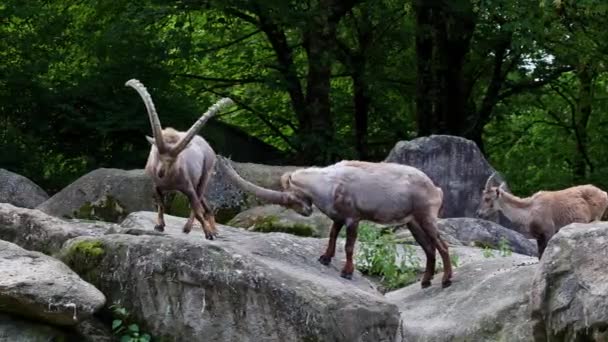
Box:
128;324;140;333
112;319;123;331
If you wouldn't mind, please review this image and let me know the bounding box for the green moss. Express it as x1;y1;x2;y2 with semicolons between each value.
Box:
473;240;496;249
249;216;315;237
72;195;125;222
62;240;105;283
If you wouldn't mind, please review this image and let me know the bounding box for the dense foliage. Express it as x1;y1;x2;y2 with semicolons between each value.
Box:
2;0;608;195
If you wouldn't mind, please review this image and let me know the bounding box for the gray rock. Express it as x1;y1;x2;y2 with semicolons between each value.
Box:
0;203;116;255
36;168;155;223
206;161;303;222
0;240;106;326
228;204;332;237
437;218;537;257
386;256;538;342
0;169;49;209
530;222;608;342
385;135;513;228
36;163;303;224
60;211;400;342
0;314;74;342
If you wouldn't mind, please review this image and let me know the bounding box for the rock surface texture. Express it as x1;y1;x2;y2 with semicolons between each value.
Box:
0;203;116;255
60;211;400;342
385;135;514;229
530;222;608;342
438;218;537;256
0;169;49;209
36;168;156;222
0;240;106;326
387;256;537;342
0;314;74;342
36;162;303;223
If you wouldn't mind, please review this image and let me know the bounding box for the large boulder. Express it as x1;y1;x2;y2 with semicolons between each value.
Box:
0;203;116;255
530;222;608;341
385;135;512;226
386;255;537;342
0;240;106;326
438;218;537;257
37;168;155;223
60;211;400;342
0;169;49;209
37;162;303;224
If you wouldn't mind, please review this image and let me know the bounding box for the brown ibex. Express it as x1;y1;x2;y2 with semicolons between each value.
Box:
125;79;234;239
218;157;453;288
477;173;608;258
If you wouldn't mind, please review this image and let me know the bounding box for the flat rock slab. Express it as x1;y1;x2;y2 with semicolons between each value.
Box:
386;255;538;342
60;211;400;342
0;203;116;255
0;240;106;326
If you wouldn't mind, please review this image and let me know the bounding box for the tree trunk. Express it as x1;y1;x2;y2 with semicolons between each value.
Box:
413;0;476;137
573;63;594;181
353;69;370;159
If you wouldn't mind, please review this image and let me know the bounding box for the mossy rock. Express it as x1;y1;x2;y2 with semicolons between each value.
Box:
61;239;105;284
164;192;241;224
228;205;332;238
72;195;126;223
247;216;316;237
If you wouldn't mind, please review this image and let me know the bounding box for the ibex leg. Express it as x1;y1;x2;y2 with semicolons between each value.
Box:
319;220;344;266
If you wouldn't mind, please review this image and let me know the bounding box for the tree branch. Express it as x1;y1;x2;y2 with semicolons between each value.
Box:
197;29;262;54
498;65;575;100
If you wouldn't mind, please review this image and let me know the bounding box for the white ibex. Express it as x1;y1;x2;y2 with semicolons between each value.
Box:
477;173;608;258
218;157;453;288
125;79;234;239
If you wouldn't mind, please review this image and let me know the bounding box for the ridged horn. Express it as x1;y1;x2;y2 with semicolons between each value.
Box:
216;156;290;205
484;172;499;190
171;98;234;155
125;79;166;152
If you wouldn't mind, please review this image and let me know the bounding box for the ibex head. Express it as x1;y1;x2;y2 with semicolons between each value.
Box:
217;156;313;217
126;79;233;179
476;172;507;219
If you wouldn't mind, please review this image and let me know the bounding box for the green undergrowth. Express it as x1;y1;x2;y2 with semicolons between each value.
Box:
110;304;152;342
355;223;421;290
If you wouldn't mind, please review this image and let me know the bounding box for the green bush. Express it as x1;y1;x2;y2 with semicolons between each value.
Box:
355;223;421;290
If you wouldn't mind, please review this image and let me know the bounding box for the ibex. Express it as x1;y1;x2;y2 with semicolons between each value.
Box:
477;173;608;258
125;79;234;240
218;157;453;288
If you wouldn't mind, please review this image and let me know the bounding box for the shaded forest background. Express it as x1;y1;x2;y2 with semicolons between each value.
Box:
2;0;608;195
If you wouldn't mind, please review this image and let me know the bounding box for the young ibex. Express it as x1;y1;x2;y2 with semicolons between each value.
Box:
477;173;608;258
218;157;453;288
125;79;234;239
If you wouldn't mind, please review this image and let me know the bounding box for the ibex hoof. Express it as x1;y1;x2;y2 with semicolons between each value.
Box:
154;225;165;232
182;226;192;234
318;255;332;266
421;280;432;289
204;233;215;240
340;271;353;280
441;279;452;288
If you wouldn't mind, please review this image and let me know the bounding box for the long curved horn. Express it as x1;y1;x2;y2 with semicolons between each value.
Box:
171;98;234;155
125;79;166;152
217;156;290;205
484;172;499;190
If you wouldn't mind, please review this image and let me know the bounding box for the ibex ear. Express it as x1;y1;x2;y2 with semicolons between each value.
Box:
145;136;155;145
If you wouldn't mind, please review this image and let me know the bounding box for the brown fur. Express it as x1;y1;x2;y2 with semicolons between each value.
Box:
478;176;608;258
